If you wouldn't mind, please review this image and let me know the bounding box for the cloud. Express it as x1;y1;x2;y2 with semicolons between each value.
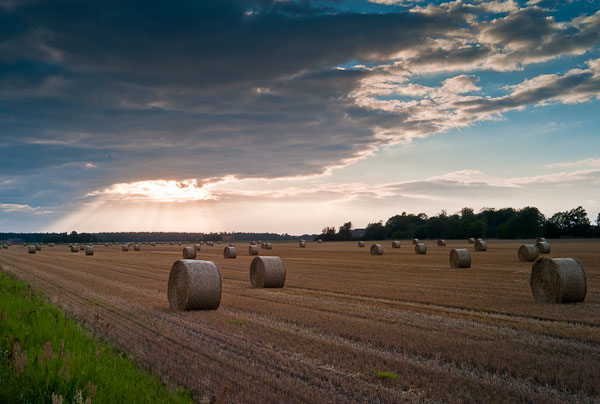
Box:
0;203;52;214
547;158;600;168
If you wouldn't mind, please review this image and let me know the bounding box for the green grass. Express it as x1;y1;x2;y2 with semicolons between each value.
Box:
377;371;398;381
227;319;244;326
0;270;194;404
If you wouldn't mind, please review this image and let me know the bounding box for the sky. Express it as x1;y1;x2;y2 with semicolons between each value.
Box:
1;0;599;234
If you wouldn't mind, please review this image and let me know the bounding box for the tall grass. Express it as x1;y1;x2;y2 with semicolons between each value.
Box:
0;271;193;404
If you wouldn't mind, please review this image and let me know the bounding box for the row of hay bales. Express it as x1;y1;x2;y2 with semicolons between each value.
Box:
167;256;286;310
518;238;551;261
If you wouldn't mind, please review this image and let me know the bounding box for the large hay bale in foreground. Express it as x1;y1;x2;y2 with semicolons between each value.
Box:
518;244;539;262
248;245;259;256
250;256;286;288
168;260;222;310
194;244;201;251
122;244;129;252
134;243;141;251
183;246;196;259
392;241;401;249
437;239;446;246
474;240;487;251
299;240;306;248
370;244;383;255
86;245;94;256
468;238;476;244
536;241;551;254
70;245;78;253
224;246;237;258
450;249;471;268
530;258;586;303
415;243;427;254
358;241;365;247
28;245;36;254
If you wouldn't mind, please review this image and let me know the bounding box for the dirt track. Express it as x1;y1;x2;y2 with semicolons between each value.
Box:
1;240;599;403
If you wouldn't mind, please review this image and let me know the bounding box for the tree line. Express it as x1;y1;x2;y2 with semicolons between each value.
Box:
317;206;600;241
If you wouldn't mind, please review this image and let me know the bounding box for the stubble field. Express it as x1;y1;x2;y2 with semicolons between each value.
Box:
1;240;598;403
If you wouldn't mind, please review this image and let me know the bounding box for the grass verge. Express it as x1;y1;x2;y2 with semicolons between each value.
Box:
0;270;194;404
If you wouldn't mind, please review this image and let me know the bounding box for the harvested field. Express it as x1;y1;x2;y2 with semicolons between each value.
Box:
1;240;599;403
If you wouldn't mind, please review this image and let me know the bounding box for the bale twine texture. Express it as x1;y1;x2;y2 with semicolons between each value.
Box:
28;245;36;254
248;245;259;256
468;238;476;244
392;241;401;249
530;258;586;303
168;260;222;310
437;239;446;246
518;244;539;262
370;244;383;255
122;244;129;252
358;241;365;247
183;246;196;259
224;246;237;258
450;249;471;268
250;256;286;288
415;243;427;254
536;241;551;254
86;246;94;256
474;240;487;251
194;244;201;251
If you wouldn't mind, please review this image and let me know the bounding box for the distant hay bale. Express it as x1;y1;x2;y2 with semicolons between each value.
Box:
468;238;476;244
258;240;262;244
317;239;323;244
412;238;419;245
370;244;383;255
71;245;78;253
392;241;401;249
167;260;222;310
530;258;586;303
134;243;141;251
217;241;222;245
437;239;446;246
536;241;551;254
248;245;259;256
299;240;306;248
1;244;8;249
199;241;204;245
415;243;427;254
79;245;85;251
250;241;257;245
229;243;236;247
86;245;94;256
474;240;487;251
48;243;54;247
104;243;109;247
358;241;365;247
194;244;201;251
122;244;129;252
224;246;237;258
35;244;41;251
151;242;156;246
250;256;286;288
450;249;471;268
178;242;182;246
518;244;539;262
28;245;36;254
183;246;196;259
536;237;546;243
261;243;272;250
208;241;214;246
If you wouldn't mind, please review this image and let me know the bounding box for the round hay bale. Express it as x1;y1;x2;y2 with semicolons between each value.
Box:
250;241;257;245
70;245;78;253
412;238;419;245
370;244;383;255
299;240;306;248
85;245;94;256
415;243;427;254
229;243;235;247
317;239;323;244
250;256;286;288
217;241;222;245
468;238;476;244
262;243;273;250
248;245;259;256
358;241;365;247
178;242;182;246
48;243;54;247
2;244;8;249
168;260;222;310
79;245;85;251
35;244;41;251
536;237;546;243
183;246;196;259
392;241;401;249
258;240;262;244
474;240;487;251
104;243;109;247
518;244;539;262
134;243;141;251
437;239;446;246
122;244;129;252
450;249;471;268
28;245;36;254
536;241;551;254
530;258;586;303
224;246;237;258
194;244;201;251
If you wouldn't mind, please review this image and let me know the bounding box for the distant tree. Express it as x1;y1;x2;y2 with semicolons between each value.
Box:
364;221;386;240
338;221;353;241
